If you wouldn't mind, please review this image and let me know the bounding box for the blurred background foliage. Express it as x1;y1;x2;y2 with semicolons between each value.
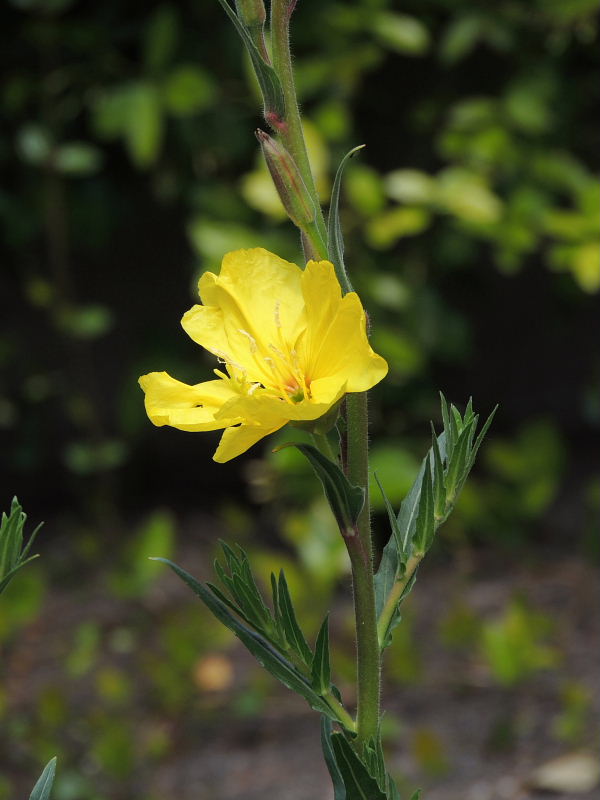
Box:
1;0;599;798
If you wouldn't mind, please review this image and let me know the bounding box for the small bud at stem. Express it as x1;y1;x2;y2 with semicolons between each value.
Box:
256;129;316;230
235;0;270;62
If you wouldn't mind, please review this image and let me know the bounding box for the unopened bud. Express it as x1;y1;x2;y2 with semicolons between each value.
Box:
235;0;266;27
235;0;269;62
256;129;315;229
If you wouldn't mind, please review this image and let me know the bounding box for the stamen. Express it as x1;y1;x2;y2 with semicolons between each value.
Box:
238;329;257;354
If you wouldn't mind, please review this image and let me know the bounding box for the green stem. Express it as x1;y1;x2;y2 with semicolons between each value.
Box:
376;552;423;649
345;391;380;746
270;0;328;256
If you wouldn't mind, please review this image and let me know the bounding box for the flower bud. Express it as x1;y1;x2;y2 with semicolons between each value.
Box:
235;0;269;61
256;129;315;229
235;0;266;27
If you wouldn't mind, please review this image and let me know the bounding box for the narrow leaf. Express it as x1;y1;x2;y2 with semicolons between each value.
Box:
445;422;474;502
29;758;57;800
311;614;331;694
430;424;446;520
413;461;434;554
330;733;387;800
321;717;347;800
327;145;365;293
468;405;498;470
289;443;364;534
155;559;343;722
278;569;313;666
374;472;404;560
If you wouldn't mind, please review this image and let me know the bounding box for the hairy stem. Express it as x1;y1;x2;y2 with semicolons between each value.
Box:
270;0;328;256
345;391;380;745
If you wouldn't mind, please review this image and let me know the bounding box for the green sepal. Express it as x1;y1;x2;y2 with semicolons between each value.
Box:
330;733;387;800
445;420;474;503
409;791;422;800
327;145;365;294
311;614;331;694
215;0;285;124
277;569;313;667
284;443;365;536
29;757;57;800
155;558;346;723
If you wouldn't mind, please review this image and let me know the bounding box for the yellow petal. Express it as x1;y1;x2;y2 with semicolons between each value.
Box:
300;261;388;391
214;421;285;463
181;248;306;383
139;371;239;432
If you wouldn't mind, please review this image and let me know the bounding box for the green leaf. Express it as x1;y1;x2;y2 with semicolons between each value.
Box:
330;733;387;800
372;13;430;56
143;4;179;72
311;614;331;694
327;145;365;293
445;421;474;503
468;405;498;471
29;757;57;800
155;558;344;723
277;569;313;666
321;717;347;800
53;142;102;176
1;498;41;595
162;65;215;116
374;472;405;561
124;83;163;169
430;425;446;521
290;443;365;535
215;0;285;123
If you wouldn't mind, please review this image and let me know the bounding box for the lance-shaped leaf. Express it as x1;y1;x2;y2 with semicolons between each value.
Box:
430;424;446;521
291;443;365;536
277;569;313;667
321;717;347;800
0;497;41;596
327;145;365;294
412;461;434;554
215;0;285;124
155;558;347;723
311;614;331;694
29;758;57;800
330;733;387;800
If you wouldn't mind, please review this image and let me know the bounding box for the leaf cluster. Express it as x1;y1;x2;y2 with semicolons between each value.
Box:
0;497;41;596
156;544;353;730
375;395;497;649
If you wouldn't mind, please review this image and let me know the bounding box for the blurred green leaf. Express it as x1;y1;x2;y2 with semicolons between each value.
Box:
124;83;163;168
144;4;179;72
162;65;215;116
53;143;102;176
372;13;430;56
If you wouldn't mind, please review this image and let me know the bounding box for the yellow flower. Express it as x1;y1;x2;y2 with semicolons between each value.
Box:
139;248;388;462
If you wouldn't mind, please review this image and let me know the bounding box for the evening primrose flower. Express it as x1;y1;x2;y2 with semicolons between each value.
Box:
139;248;387;462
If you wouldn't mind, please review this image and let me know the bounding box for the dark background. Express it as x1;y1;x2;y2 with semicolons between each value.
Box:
1;1;599;798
